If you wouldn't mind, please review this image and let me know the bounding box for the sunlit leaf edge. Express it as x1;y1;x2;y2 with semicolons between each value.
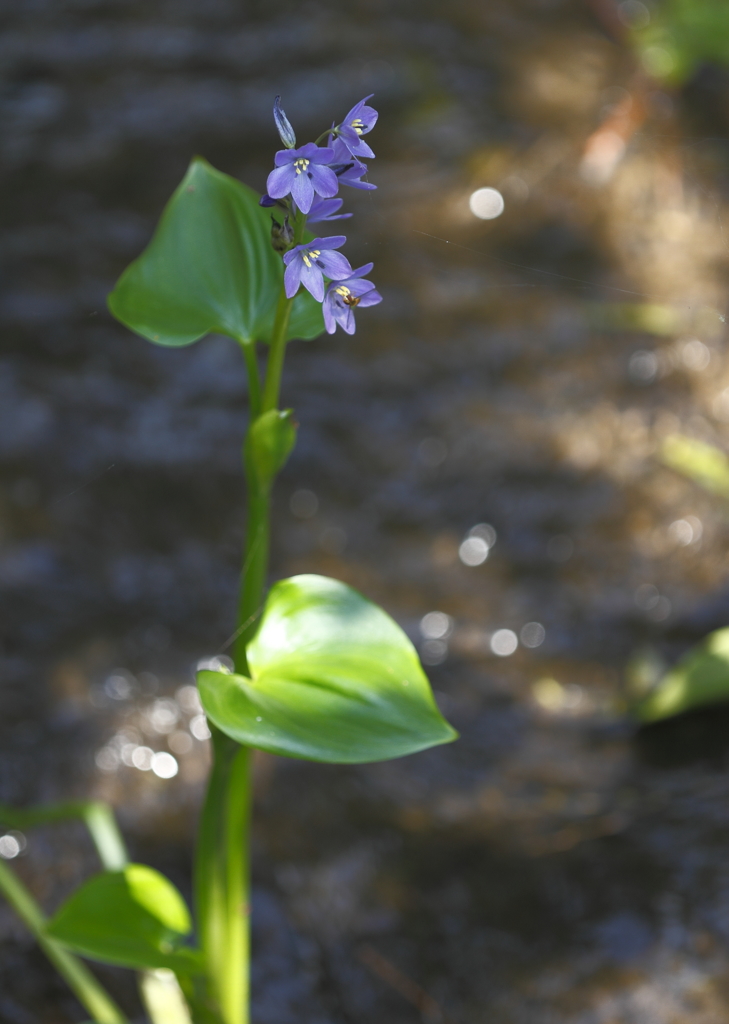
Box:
634;626;729;723
198;574;458;764
45;864;201;973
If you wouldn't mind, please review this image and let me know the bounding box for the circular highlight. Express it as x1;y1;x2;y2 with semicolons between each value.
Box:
490;629;518;657
469;187;505;220
151;752;179;779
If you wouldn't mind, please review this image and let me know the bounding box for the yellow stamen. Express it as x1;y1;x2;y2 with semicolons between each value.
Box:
294;158;310;175
350;118;364;135
302;249;321;269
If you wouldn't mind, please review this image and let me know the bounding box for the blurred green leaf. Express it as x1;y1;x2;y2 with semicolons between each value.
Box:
632;0;729;85
198;574;458;763
47;865;199;972
635;627;729;722
108;157;323;347
661;434;729;499
587;302;683;335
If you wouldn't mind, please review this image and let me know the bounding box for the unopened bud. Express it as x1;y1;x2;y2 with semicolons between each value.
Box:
273;96;296;149
271;215;294;255
246;409;297;486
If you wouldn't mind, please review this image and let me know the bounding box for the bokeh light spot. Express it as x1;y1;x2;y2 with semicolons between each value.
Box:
491;629;518;656
151;751;178;779
459;537;489;566
521;622;546;648
469;187;505;220
420;611;453;640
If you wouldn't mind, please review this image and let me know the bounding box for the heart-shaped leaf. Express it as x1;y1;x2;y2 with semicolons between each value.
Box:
198;574;458;763
107;157;324;347
46;864;200;972
636;627;729;722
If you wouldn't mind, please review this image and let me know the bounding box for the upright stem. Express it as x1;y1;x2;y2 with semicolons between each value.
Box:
0;860;129;1024
195;240;301;1022
240;341;262;421
195;731;251;1024
260;211;305;416
260;288;295;415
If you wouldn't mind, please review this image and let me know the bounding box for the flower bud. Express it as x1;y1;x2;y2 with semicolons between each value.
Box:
246;409;297;487
273;96;296;149
270;215;294;255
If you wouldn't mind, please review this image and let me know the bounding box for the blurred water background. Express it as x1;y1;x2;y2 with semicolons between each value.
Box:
5;0;729;1021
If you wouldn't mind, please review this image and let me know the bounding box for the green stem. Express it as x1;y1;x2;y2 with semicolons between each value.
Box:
195;210;305;1024
0;859;129;1024
222;745;252;1024
260;210;306;416
240;341;262;420
194;732;251;1024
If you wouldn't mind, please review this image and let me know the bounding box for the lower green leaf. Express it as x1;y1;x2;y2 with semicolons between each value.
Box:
46;864;200;972
635;627;729;722
198;574;458;763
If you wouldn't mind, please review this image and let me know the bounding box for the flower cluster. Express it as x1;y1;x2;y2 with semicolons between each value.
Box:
261;95;381;335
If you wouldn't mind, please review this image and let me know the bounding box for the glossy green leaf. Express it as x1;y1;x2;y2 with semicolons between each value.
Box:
635;627;729;722
46;864;199;972
246;408;297;486
108;157;324;347
198;574;458;763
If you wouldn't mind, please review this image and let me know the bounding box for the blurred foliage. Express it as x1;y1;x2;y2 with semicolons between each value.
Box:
640;436;729;724
660;434;729;499
588;302;682;335
634;627;729;721
632;0;729;85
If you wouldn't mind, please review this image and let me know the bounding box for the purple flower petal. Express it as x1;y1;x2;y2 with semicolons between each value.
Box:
307;163;339;198
347;263;374;280
284;260;302;298
356;288;382;308
291;170;315;213
341;308;357;334
273;149;297;167
316;250;353;280
307;198;352;224
338;127;376;160
309;235;347;250
267;164;295;198
323;299;336;334
299;261;325;301
309;145;335;163
343;95;378;134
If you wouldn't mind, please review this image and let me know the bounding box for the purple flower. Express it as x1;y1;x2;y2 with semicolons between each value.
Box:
306;197;352;223
328;138;377;191
323;264;382;335
282;237;353;301
337;95;378;159
267;143;338;215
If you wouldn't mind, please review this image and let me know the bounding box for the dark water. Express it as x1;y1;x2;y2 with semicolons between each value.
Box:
5;0;729;1021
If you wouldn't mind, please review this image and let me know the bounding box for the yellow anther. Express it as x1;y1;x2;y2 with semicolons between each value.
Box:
335;286;351;296
302;249;321;269
294;158;310;175
350;118;364;135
